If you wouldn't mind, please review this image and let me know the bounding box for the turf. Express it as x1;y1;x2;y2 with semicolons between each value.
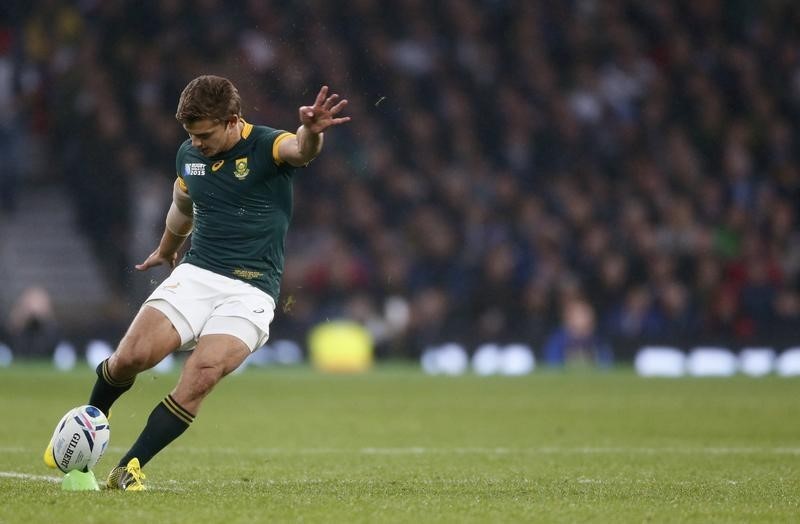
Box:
0;363;798;523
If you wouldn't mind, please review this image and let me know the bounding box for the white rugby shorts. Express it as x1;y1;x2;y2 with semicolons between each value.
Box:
144;263;276;352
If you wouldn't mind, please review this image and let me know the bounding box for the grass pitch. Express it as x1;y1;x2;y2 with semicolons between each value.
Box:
0;363;798;523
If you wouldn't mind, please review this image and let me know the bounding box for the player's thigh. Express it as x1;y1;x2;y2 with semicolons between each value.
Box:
111;305;182;372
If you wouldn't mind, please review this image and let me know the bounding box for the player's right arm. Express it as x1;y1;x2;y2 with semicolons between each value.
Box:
278;85;350;167
135;178;194;271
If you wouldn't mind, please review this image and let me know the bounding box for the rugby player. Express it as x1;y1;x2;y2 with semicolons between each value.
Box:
44;75;350;490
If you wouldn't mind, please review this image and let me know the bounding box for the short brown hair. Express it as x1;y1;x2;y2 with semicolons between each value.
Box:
175;75;242;124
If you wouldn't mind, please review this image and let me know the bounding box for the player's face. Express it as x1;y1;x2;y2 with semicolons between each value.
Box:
184;118;233;157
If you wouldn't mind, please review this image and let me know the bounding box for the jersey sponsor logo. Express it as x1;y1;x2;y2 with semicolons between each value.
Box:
234;157;250;180
184;163;206;177
232;268;263;280
211;160;224;172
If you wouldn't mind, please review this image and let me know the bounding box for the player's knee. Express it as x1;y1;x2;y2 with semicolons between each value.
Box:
112;333;157;374
109;350;150;376
189;364;225;398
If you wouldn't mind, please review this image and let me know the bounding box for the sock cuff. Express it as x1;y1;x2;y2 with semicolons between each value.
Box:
162;395;195;426
98;360;135;388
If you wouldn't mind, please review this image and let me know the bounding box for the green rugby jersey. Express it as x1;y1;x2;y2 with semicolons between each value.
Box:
175;121;296;301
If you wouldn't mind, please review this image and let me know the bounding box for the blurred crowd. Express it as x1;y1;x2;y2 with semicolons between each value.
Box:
2;0;800;363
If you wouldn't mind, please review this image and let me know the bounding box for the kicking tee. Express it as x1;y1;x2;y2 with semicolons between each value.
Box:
175;122;296;301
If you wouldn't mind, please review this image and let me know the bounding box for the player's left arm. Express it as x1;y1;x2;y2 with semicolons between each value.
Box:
278;85;350;167
135;179;194;271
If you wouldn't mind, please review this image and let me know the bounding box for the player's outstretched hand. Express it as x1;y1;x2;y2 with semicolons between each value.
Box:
135;249;178;271
299;86;351;134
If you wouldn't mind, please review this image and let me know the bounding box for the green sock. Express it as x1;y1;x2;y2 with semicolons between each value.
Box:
88;360;135;416
119;395;194;467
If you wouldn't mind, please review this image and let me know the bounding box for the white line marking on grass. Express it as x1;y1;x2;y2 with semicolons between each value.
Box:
0;471;61;483
577;478;604;484
0;470;189;492
0;470;759;491
361;447;427;454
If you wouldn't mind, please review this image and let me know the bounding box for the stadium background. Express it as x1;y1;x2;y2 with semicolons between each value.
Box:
0;0;799;366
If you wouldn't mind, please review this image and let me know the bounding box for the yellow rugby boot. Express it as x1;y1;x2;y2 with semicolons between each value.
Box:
107;458;146;491
43;441;57;469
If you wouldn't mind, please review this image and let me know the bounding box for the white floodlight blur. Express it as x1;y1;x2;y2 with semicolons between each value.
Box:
437;343;468;376
472;343;501;376
634;346;685;377
687;346;737;377
0;343;12;367
776;347;800;377
248;344;273;367
153;352;175;374
273;339;303;365
53;341;77;371
421;343;469;376
739;347;776;377
499;344;535;376
85;339;114;369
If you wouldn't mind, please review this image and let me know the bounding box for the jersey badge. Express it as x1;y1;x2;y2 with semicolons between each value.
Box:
211;160;225;172
234;157;250;180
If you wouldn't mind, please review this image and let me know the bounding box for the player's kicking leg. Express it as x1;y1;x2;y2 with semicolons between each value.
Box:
44;306;180;469
106;333;250;490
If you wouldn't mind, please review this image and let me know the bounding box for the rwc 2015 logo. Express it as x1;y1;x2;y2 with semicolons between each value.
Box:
184;163;206;176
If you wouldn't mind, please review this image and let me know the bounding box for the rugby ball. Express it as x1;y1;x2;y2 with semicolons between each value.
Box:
49;405;110;473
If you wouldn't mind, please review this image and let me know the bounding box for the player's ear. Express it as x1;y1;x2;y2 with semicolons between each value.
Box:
226;115;239;129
